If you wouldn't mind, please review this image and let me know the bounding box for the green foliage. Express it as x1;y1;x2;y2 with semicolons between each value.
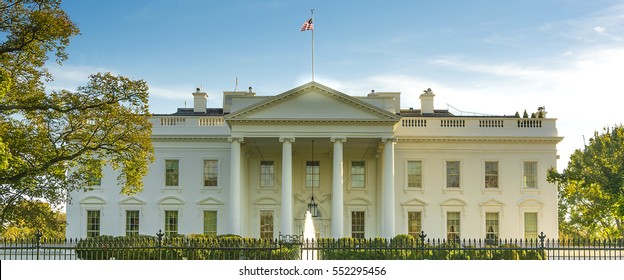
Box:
0;0;154;226
316;236;543;260
74;234;298;260
0;200;65;239
523;109;529;118
548;125;624;239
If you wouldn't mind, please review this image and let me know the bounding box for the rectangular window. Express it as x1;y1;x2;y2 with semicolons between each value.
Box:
87;162;102;186
165;160;179;186
407;161;423;188
125;210;140;237
164;210;178;237
446;212;460;243
351;211;365;238
524;212;538;240
523;161;538;189
407;211;422;238
203;210;217;237
306;161;320;188
485;212;499;244
86;210;100;238
260;210;274;239
351;161;365;188
260;161;275;188
446;161;460;188
485;161;499;188
203;160;218;187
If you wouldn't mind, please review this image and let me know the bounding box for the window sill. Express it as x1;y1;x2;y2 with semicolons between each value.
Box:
347;188;368;194
86;186;104;193
161;186;183;193
481;188;502;195
403;187;425;194
521;188;541;195
201;186;222;193
256;187;277;194
443;188;464;195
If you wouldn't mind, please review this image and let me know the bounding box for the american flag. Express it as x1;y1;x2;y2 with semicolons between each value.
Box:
300;18;313;31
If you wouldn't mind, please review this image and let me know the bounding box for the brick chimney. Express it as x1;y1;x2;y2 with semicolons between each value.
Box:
192;88;208;113
419;88;435;115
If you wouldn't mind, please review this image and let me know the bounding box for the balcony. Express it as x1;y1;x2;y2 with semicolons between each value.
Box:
396;117;559;138
151;116;230;136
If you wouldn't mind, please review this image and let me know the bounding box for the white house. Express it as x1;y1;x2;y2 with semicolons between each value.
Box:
66;81;562;241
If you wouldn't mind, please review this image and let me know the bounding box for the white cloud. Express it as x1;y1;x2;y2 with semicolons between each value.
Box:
315;46;624;170
46;64;114;91
594;26;606;33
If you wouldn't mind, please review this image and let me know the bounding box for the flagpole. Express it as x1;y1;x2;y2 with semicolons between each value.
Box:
311;9;315;82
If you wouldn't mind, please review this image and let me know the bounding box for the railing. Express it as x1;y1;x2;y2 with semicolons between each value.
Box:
2;231;622;260
155;116;226;127
397;117;558;137
401;119;427;127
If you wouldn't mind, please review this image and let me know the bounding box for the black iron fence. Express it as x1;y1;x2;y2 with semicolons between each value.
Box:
1;231;623;260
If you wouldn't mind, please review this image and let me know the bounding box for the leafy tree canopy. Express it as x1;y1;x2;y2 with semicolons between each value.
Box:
548;125;624;239
0;0;154;229
1;200;65;239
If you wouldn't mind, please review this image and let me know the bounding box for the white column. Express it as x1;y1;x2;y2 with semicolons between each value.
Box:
331;137;346;238
279;137;295;235
382;137;396;238
229;137;243;235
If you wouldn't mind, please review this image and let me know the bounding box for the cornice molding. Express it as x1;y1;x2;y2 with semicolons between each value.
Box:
396;136;563;144
226;119;398;125
152;136;230;142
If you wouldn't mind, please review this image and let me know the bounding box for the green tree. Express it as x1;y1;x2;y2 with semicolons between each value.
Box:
1;200;65;239
548;125;624;239
0;1;154;229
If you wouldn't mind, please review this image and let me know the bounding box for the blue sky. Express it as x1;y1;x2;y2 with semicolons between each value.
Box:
49;0;624;169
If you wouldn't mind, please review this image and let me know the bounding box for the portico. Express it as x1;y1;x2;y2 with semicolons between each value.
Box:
224;82;400;238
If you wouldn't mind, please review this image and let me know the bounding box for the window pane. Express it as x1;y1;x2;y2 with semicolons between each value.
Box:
351;211;365;238
203;160;218;187
524;212;538;240
87;160;102;186
125;210;140;237
165;160;179;186
203;211;217;237
351;161;365;188
446;212;460;242
164;210;178;237
407;161;422;188
523;161;538;189
260;210;274;239
485;161;499;188
408;211;422;238
306;161;319;188
86;210;100;238
485;212;499;244
446;161;460;188
260;161;274;188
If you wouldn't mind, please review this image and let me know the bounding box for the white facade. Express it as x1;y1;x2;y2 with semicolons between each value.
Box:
66;82;562;240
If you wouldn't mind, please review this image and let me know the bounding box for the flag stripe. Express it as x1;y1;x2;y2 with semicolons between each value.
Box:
300;18;313;32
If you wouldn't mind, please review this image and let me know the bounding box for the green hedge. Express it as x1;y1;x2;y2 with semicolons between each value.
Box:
74;234;544;260
75;234;299;260
315;235;544;260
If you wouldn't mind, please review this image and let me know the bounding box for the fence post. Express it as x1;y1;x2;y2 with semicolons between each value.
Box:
538;232;546;260
157;230;164;260
419;231;427;260
35;230;43;260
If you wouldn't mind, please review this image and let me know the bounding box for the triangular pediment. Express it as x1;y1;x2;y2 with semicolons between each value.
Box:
401;198;429;206
480;199;505;207
118;196;146;205
196;196;224;206
225;82;400;123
